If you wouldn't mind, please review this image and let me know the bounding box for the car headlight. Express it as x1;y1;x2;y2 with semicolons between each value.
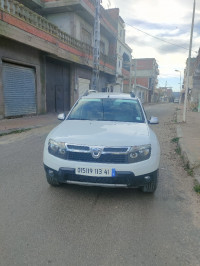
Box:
128;144;151;163
48;139;66;159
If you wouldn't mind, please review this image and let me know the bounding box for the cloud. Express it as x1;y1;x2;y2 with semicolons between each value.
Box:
156;43;187;54
126;18;179;33
126;24;191;54
103;0;200;91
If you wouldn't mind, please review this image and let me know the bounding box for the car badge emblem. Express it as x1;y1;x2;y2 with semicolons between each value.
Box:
91;147;102;159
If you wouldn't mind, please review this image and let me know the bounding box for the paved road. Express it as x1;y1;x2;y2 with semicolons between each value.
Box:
0;103;200;266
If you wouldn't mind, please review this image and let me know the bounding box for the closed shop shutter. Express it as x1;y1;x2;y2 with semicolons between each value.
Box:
3;63;36;117
78;78;90;97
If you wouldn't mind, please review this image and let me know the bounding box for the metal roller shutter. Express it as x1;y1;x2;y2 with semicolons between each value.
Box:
3;63;36;117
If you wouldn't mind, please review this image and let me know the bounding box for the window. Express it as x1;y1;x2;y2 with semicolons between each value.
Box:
81;28;91;45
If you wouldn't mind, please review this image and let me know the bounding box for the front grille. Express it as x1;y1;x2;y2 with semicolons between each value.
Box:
60;144;130;164
103;147;128;153
68;152;127;164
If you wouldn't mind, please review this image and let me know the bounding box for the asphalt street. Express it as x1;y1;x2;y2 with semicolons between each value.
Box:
0;103;200;266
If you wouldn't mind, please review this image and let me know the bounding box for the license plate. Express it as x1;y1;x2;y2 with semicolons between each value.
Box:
75;167;116;177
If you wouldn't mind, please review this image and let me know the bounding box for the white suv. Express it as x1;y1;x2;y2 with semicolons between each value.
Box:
43;92;160;193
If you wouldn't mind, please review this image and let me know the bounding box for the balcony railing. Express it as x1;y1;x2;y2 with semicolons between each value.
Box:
0;0;115;68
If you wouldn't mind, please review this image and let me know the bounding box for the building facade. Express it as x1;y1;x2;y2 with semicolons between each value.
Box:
183;57;199;108
131;58;159;103
103;9;132;93
0;0;118;118
115;14;132;93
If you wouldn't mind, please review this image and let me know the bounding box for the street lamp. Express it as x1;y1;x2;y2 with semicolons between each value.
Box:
175;69;181;103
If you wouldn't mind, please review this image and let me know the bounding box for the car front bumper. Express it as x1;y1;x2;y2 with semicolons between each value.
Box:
44;164;158;188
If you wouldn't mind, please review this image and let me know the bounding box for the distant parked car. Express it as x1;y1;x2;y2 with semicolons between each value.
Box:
174;98;179;103
43;92;160;193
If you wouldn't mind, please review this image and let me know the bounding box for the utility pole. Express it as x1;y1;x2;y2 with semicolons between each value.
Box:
91;0;101;91
183;0;195;122
175;69;181;104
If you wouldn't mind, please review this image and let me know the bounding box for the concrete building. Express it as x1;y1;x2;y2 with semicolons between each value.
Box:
157;87;173;103
183;56;199;109
103;9;132;93
114;13;132;93
0;0;118;118
131;58;159;103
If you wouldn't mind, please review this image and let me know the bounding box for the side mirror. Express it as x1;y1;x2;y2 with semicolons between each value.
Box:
149;116;159;124
57;113;66;121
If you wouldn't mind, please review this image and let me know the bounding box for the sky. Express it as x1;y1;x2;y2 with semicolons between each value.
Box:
102;0;200;92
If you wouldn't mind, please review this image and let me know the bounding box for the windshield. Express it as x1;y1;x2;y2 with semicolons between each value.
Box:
67;98;145;123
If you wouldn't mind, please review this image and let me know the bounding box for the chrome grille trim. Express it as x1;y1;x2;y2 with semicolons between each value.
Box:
66;144;129;155
66;144;90;153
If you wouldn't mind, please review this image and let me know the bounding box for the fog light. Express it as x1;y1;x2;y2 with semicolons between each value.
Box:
48;169;54;177
144;175;151;181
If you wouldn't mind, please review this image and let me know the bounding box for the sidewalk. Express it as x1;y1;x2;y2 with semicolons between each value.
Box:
176;105;200;184
0;113;59;136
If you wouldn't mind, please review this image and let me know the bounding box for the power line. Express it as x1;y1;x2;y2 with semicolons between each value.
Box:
125;22;198;54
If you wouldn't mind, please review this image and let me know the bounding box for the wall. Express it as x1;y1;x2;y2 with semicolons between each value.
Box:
136;77;149;88
136;59;153;70
46;12;74;37
192;75;200;104
132;58;159;102
46;12;109;55
118;20;125;43
0;37;45;118
135;69;153;77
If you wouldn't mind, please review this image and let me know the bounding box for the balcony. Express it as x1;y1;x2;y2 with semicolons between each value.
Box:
42;0;117;37
43;0;94;18
0;0;116;74
17;0;43;10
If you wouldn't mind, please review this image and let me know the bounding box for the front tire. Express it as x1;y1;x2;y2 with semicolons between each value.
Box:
46;172;61;187
141;170;158;193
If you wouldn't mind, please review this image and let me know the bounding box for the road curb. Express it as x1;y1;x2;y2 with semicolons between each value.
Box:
0;125;41;136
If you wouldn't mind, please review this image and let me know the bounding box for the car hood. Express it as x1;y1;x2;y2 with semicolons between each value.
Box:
47;120;151;147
